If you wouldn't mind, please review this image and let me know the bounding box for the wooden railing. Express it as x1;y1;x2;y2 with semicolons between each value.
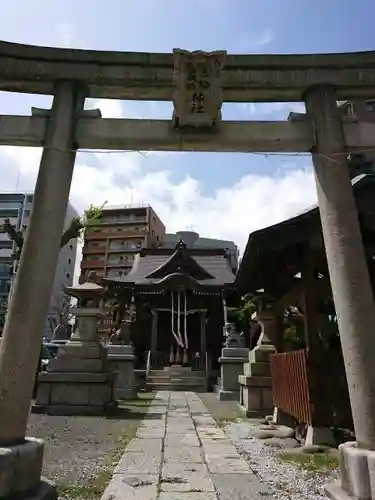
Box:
270;349;312;424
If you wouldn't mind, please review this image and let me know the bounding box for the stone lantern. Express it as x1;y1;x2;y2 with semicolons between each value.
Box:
238;309;276;417
34;280;117;415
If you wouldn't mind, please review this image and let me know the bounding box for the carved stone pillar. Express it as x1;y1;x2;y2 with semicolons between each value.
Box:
200;311;206;360
305;84;375;499
151;309;158;367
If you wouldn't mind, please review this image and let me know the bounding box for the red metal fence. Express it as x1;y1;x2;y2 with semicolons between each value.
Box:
270;348;353;429
270;349;312;425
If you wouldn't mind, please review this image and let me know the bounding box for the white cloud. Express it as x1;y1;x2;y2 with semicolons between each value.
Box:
254;29;274;47
241;102;306;117
0;98;318;282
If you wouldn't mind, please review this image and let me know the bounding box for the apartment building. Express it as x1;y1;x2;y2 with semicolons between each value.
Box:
0;193;78;337
340;98;375;165
161;230;240;273
81;204;166;332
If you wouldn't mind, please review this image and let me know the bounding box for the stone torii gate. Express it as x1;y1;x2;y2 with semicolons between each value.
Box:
0;41;375;499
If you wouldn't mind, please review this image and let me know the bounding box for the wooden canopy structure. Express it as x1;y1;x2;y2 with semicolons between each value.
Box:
236;173;375;299
235;173;375;431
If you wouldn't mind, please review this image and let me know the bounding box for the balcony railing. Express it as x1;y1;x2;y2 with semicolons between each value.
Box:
108;246;142;252
81;260;105;269
85;228;147;239
83;247;107;254
106;262;133;268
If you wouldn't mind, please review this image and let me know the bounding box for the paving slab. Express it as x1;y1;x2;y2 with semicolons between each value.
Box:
164;432;200;447
162;462;208;476
136;427;166;439
164;446;204;463
101;391;271;500
197;428;226;439
159;493;218;500
101;474;159;500
125;438;164;453
211;473;271;500
206;457;252;474
114;451;162;474
202;443;240;458
160;471;214;492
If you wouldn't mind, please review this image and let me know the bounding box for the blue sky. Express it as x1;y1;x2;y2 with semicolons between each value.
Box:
0;0;374;257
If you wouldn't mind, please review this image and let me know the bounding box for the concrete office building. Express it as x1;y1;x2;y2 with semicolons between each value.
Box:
0;193;78;338
161;230;239;273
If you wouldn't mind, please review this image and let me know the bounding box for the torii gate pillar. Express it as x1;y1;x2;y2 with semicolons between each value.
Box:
305;84;375;500
0;80;84;499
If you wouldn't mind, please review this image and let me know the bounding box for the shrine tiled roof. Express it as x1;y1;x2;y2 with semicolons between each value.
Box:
112;240;235;287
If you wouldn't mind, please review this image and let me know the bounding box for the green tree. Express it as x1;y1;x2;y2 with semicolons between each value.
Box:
227;294;257;333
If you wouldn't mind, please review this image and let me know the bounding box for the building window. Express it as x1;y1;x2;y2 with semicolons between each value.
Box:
366;101;375;112
69;244;73;251
68;258;72;264
66;273;71;279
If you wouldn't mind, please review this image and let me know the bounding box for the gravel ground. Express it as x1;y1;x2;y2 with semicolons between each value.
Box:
225;421;340;500
198;394;340;500
27;394;154;499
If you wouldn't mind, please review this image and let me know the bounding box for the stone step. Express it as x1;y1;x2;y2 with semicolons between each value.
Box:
163;366;195;372
148;378;206;386
148;373;205;379
147;382;207;392
149;369;204;377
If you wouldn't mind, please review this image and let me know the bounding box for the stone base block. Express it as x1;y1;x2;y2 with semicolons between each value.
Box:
273;407;297;427
326;441;375;500
0;437;57;499
217;389;240;401
237;404;264;418
250;344;276;363
115;386;137;401
33;371;117;416
218;349;249;399
238;375;273;418
305;426;336;447
108;346;136;401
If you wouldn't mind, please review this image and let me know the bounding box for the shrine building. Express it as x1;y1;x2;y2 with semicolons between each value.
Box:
102;238;236;371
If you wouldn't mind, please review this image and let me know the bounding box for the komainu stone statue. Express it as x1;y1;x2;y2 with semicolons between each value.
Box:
172;48;226;129
223;322;245;348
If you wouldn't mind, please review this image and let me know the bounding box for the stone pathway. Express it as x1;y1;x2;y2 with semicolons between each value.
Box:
102;391;270;500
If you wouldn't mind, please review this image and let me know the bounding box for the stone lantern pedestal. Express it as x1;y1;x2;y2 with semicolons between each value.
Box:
238;311;276;417
34;281;117;415
107;302;137;400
